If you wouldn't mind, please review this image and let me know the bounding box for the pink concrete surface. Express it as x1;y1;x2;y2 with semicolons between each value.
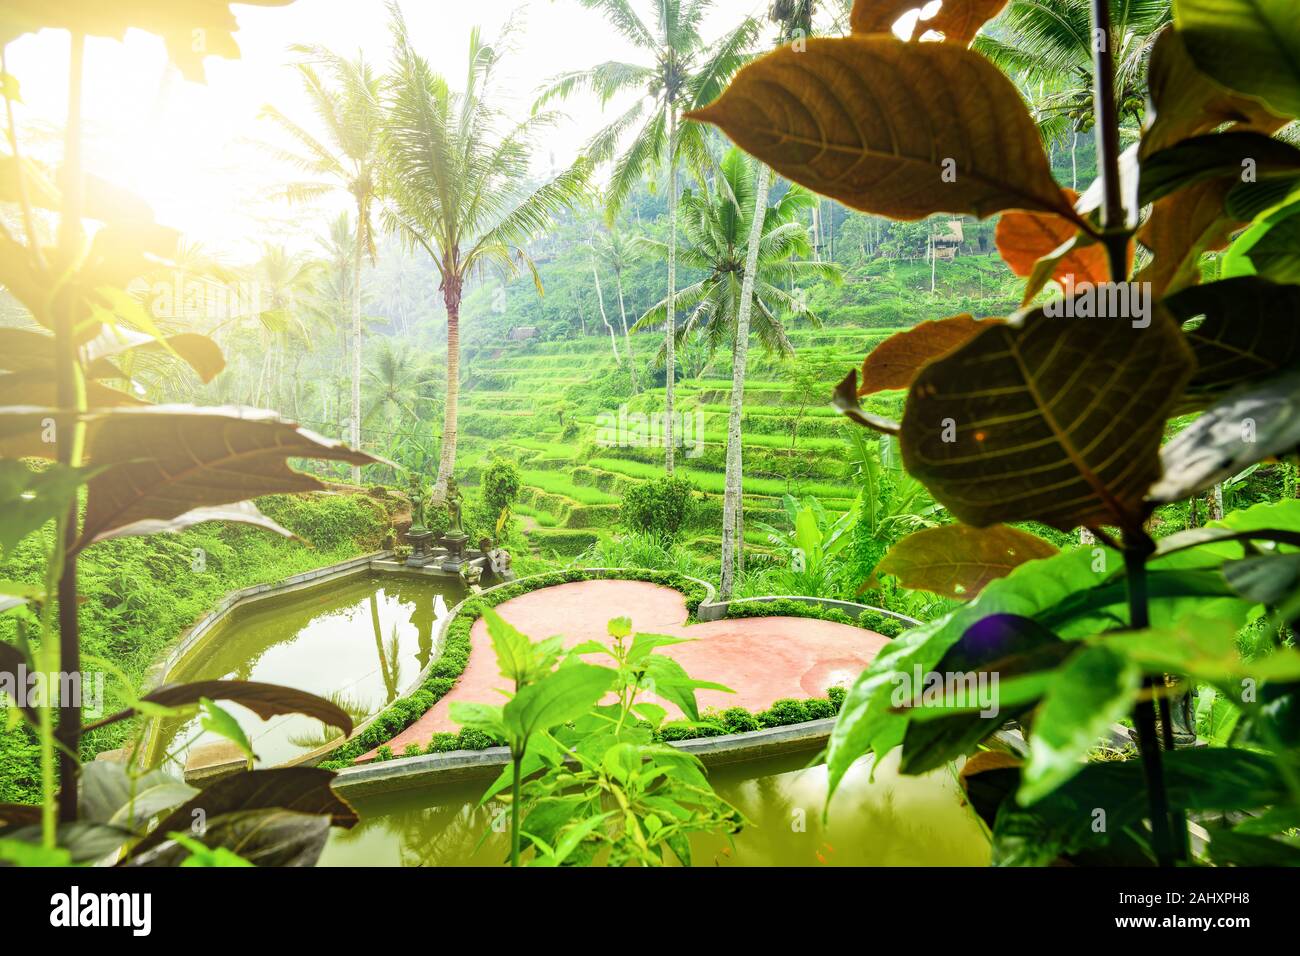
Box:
360;579;889;761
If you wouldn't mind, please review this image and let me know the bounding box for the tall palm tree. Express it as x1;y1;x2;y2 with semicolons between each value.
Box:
538;0;759;474
262;45;383;483
593;226;642;392
718;0;818;597
381;9;590;502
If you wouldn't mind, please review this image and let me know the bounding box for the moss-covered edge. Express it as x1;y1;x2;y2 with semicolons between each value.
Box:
330;577;899;768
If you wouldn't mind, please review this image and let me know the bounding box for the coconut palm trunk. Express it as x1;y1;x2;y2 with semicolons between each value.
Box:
720;163;772;599
664;108;678;475
351;210;364;483
433;274;462;501
615;270;638;393
591;238;622;364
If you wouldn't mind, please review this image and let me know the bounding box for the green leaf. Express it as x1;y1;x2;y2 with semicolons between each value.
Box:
0;460;94;556
1207;829;1300;866
1151;366;1300;502
627;632;691;666
502;663;617;741
1224;552;1300;605
827;546;1116;802
1105;613;1300;687
1167;277;1300;411
199;698;256;764
1243;215;1300;282
1020;646;1141;805
482;607;535;686
1138;131;1300;206
448;701;507;740
78;763;198;833
643;654;733;723
167;833;255;867
898;613;1070;774
1174;0;1300;118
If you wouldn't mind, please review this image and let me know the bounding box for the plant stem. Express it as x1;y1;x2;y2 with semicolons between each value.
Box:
55;31;87;826
1087;0;1130;281
510;750;522;867
1124;542;1177;866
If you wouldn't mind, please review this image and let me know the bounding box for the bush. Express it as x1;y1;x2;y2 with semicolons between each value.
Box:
621;475;698;541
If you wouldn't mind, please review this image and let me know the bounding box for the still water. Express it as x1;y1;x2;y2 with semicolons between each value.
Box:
321;747;991;867
151;573;464;768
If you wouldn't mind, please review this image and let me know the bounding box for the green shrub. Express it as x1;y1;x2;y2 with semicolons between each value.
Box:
621;475;698;541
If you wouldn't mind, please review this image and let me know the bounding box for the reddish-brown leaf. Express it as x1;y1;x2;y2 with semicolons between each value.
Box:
856;314;992;395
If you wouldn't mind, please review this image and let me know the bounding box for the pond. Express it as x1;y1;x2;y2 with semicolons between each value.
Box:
320;747;991;867
150;573;465;769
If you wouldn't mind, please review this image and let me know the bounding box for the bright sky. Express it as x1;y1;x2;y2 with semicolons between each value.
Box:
1;0;778;262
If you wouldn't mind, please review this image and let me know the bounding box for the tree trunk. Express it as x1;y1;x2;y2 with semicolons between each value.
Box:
1071;130;1079;191
721;163;772;600
615;272;638;393
664;109;679;475
1210;482;1224;521
350;208;364;483
432;272;462;502
591;241;621;364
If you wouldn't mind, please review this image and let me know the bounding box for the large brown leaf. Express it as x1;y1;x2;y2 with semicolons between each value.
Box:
851;0;1007;44
898;302;1196;531
104;679;353;736
855;313;991;395
872;522;1058;598
1136;179;1240;297
70;406;377;547
1168;277;1300;411
125;809;331;867
127;767;357;858
686;36;1079;223
1141;27;1288;161
995;187;1132;293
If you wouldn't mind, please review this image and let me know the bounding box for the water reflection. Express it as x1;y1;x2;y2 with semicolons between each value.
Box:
149;573;463;770
321;748;990;867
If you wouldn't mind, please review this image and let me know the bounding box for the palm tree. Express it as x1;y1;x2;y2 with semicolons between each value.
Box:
381;8;590;502
262;45;383;483
363;338;436;434
974;0;1169;138
632;149;837;358
632;147;839;597
593;226;642;392
717;0;817;599
537;0;759;474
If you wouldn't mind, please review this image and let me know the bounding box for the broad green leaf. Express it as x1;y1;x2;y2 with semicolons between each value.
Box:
1224;552;1300;605
0;460;94;556
827;546;1117;801
627;632;690;666
482;607;535;686
77;762;198;833
898;613;1070;774
1166;277;1300;410
1020;647;1141;804
898;304;1195;531
1207;830;1300;866
1105;613;1300;686
1138;131;1300;206
1243;215;1300;282
1174;0;1300;118
686;37;1081;223
502;663;617;741
1141;26;1289;160
873;523;1057;599
643;654;733;723
448;701;508;739
1151;366;1300;502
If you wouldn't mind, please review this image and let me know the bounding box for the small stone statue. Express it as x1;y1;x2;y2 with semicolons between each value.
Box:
481;536;511;575
446;477;465;536
408;474;428;532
